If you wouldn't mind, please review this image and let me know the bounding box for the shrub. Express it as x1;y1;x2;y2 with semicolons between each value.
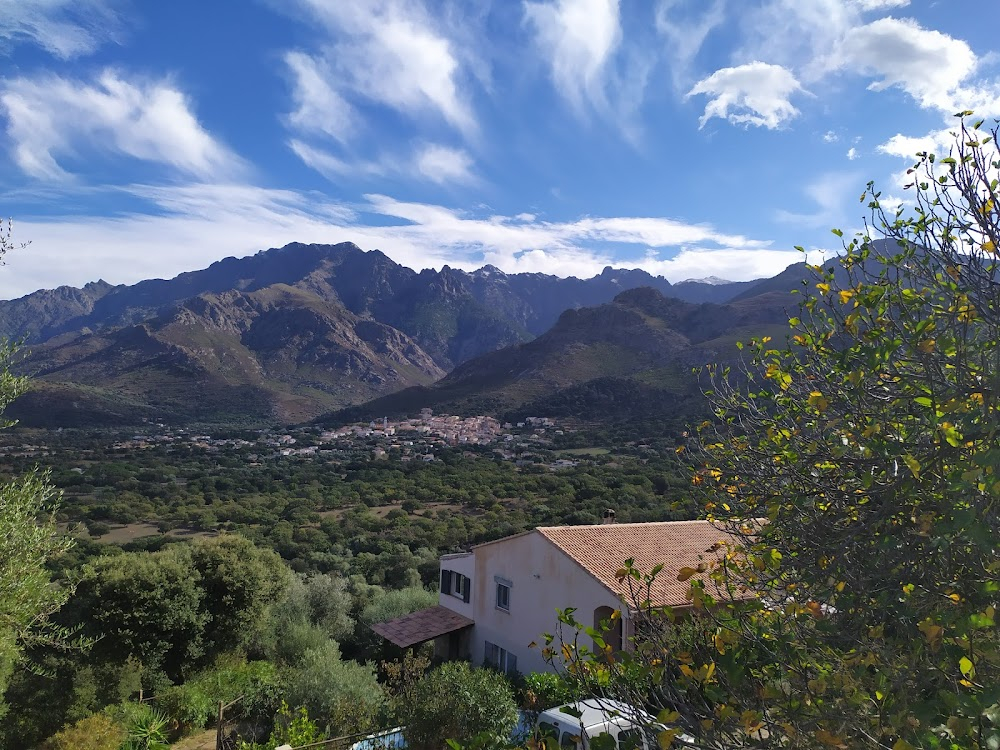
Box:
285;640;386;736
157;659;282;734
401;662;518;750
518;672;575;712
43;714;126;750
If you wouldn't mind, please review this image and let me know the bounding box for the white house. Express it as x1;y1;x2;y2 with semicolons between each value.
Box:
371;519;738;676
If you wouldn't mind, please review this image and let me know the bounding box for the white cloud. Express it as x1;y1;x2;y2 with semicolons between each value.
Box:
284;52;355;145
3;183;790;298
823;130;839;143
1;69;244;181
286;0;476;136
847;147;858;160
877;128;954;160
851;0;909;9
414;144;475;185
828;17;982;112
688;62;806;129
523;0;622;113
0;0;123;58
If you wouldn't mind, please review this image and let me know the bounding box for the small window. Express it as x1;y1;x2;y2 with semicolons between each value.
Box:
559;731;579;750
484;641;517;675
496;582;510;611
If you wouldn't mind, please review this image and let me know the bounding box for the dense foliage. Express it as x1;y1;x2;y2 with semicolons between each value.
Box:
548;115;1000;749
401;661;519;750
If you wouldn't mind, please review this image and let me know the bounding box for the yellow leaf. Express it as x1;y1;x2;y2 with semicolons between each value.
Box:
816;282;831;294
656;729;681;750
959;655;975;679
984;240;997;254
918;338;935;353
808;391;829;412
838;289;854;304
677;566;698;582
814;729;848;748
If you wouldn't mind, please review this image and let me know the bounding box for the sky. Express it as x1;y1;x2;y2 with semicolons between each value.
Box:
0;0;997;299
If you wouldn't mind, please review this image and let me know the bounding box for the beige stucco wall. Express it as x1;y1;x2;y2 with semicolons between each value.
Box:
467;532;624;675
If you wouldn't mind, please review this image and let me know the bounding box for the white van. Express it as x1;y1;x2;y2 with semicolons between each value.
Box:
534;699;692;750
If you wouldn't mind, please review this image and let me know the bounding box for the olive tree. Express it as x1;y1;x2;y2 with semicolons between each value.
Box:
0;222;78;717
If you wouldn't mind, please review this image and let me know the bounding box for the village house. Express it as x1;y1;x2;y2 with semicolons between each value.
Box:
371;518;738;675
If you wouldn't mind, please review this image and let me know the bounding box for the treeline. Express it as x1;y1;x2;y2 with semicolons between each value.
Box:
3;534;444;747
2;439;698;582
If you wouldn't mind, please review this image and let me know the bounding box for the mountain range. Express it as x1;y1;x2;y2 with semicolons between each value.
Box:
0;242;811;427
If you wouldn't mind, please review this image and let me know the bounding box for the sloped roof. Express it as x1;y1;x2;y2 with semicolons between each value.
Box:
370;605;474;648
536;520;743;608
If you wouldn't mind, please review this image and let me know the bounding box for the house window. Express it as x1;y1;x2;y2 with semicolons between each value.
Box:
440;570;471;603
496;582;510;611
484;640;517;675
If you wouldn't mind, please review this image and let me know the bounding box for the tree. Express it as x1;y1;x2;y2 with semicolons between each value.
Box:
400;662;518;750
0;221;77;718
548;115;1000;749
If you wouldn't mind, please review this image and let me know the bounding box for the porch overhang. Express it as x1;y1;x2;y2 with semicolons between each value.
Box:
371;605;474;649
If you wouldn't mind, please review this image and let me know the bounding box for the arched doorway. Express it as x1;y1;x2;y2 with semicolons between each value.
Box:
593;606;623;654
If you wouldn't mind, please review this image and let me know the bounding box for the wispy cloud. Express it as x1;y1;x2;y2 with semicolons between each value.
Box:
284;51;355;146
1;69;245;181
289;139;476;186
4;183;793;298
654;0;725;89
775;171;861;228
688;62;806;129
523;0;623;113
0;0;124;58
283;0;477;137
522;0;653;141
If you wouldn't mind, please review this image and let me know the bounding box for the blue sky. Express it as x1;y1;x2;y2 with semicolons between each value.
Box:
0;0;997;299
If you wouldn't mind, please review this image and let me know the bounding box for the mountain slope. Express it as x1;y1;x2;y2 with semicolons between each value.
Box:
13;283;444;425
324;286;793;426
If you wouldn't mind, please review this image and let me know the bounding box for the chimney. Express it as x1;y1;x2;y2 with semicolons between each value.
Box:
602;508;616;525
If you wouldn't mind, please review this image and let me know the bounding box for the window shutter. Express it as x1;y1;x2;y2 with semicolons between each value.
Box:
462;575;471;603
441;570;451;595
485;640;496;666
507;653;517;675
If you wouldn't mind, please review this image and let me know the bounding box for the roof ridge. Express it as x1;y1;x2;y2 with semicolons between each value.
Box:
537;519;717;531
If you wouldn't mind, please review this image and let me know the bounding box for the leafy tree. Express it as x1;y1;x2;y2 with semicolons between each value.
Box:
548;115;1000;749
400;662;518;750
73;545;208;682
188;535;290;656
0;222;78;721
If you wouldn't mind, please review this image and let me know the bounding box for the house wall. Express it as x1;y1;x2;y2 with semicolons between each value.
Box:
467;532;623;675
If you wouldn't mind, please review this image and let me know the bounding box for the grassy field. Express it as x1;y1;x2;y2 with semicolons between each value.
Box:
556;447;611;456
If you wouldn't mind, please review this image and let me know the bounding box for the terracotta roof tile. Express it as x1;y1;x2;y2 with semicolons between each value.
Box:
370;605;474;649
537;520;742;608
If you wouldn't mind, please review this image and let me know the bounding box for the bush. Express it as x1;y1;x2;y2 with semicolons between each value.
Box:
401;662;518;750
105;701;170;750
285;640;386;736
518;672;575;712
43;714;126;750
157;659;281;734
